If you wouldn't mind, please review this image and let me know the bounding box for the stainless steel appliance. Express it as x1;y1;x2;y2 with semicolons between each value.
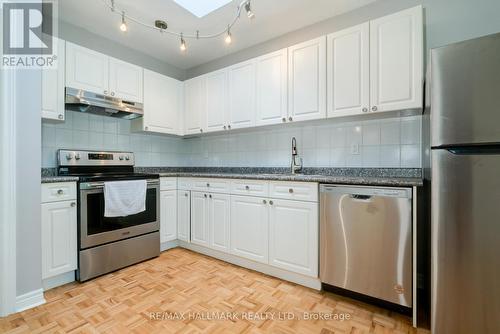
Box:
430;33;500;333
65;87;144;119
57;150;160;282
320;185;413;308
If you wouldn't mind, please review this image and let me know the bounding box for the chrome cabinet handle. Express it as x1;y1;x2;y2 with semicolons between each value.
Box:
206;183;210;187
288;188;294;193
245;185;250;190
362;107;368;112
200;128;203;133
204;194;207;198
282;117;286;122
372;106;378;112
223;125;227;130
262;199;267;204
209;194;212;199
185;193;188;197
58;114;64;120
104;90;108;95
57;189;64;195
70;202;76;207
269;200;274;205
228;125;231;129
288;116;293;121
111;92;115;96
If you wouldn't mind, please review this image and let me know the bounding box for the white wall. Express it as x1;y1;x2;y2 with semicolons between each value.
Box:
182;116;422;168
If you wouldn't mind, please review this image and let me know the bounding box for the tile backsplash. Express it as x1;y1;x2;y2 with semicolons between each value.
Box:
42;111;422;168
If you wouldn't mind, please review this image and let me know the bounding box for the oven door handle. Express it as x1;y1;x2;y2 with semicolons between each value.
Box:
80;179;159;190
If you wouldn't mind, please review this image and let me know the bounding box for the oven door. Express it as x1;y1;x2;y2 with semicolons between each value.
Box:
79;179;160;249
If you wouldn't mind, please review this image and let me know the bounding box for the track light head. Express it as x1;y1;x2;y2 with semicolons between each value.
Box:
225;27;232;44
245;1;255;19
180;34;187;51
120;12;127;32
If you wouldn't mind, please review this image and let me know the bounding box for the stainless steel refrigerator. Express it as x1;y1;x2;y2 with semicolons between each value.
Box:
431;32;500;333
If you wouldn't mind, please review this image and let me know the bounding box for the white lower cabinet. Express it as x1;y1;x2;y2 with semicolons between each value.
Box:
230;196;269;264
209;193;231;252
41;200;77;279
177;190;191;242
191;191;210;247
160;190;177;243
269;199;318;277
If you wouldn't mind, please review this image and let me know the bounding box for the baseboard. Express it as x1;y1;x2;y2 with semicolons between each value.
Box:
43;271;76;291
178;241;321;290
161;239;179;252
15;289;46;313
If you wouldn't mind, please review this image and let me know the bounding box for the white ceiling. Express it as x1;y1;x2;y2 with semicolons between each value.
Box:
59;0;376;70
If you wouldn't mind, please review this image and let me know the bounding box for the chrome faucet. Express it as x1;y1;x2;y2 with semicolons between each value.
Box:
290;137;303;174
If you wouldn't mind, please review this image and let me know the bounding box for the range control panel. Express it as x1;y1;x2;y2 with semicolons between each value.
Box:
57;150;135;167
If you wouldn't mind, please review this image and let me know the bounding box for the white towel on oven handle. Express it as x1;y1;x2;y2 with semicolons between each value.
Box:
104;180;147;217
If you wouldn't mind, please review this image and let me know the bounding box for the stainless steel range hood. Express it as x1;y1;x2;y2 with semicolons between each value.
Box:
65;87;144;120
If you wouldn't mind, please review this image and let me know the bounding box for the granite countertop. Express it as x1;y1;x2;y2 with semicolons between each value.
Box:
41;176;79;183
157;172;422;187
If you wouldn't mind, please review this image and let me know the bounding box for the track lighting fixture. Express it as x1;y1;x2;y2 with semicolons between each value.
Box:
180;34;187;51
120;11;127;32
225;26;232;44
245;1;255;19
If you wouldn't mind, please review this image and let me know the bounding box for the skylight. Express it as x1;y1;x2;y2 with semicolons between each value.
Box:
173;0;233;18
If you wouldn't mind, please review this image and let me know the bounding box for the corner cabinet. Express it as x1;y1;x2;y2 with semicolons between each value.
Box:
369;5;423;112
42;39;66;122
41;182;77;281
133;69;182;135
288;36;327;122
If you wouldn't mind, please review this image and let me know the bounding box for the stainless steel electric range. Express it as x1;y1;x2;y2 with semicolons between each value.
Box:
57;149;160;282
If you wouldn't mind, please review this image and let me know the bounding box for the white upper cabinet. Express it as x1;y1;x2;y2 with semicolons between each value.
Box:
255;49;288;126
191;191;210;247
184;76;206;135
205;69;228;133
140;69;182;134
370;5;423;112
160;190;178;243
287;36;327;122
66;42;109;95
227;59;256;129
269;199;318;277
42;39;66;122
327;23;370;118
230;195;269;264
109;57;143;102
209;193;231;252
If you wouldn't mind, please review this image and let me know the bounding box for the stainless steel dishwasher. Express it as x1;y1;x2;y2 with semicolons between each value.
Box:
320;185;412;308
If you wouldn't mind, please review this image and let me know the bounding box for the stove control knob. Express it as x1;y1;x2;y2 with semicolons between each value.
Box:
119;156;124;161
66;153;74;160
75;153;81;160
125;156;130;161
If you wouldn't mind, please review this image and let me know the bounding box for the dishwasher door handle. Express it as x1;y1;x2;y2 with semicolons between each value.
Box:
349;194;372;200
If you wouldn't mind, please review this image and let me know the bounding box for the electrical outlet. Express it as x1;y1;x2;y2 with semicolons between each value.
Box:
350;143;360;155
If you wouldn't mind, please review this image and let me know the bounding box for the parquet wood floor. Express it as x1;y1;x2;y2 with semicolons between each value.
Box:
0;248;430;334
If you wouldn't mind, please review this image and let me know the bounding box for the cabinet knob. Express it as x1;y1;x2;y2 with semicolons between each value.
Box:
362;107;368;113
204;194;207;198
282;117;286;122
111;92;115;96
104;90;108;95
245;185;250;190
57;189;64;195
185;193;188;197
206;183;210;187
145;126;149;131
269;200;274;205
200;128;203;133
372;106;378;112
262;199;267;204
58;114;64;120
223;125;227;130
228;125;231;129
288;188;294;193
288;116;293;121
70;202;76;207
209;194;212;199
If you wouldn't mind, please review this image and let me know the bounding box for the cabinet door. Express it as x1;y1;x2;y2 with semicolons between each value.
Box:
143;69;181;134
41;200;77;279
42;39;66;121
370;5;423;112
160;190;177;243
230;196;268;264
205;69;228;133
65;42;109;94
184;77;206;134
255;49;288;126
228;60;256;129
288;36;326;122
109;57;143;102
327;23;370;118
177;190;191;242
209;193;230;252
191;192;209;247
269;199;318;277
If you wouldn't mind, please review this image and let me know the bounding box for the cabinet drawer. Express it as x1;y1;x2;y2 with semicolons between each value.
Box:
160;177;177;191
41;182;77;203
178;178;193;190
191;178;230;194
231;180;269;197
269;181;318;202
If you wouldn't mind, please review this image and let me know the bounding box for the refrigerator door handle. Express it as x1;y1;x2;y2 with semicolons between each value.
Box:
445;145;500;155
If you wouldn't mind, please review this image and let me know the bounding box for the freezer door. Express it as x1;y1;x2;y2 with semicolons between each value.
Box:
431;33;500;147
320;186;412;307
431;149;500;334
